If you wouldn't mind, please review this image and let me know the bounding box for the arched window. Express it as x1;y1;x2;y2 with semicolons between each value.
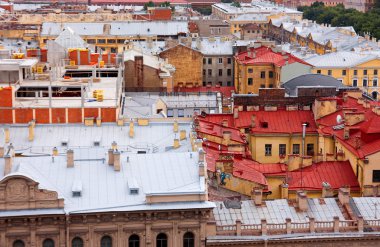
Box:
72;237;84;247
156;233;167;247
43;239;55;247
13;240;25;247
183;232;194;247
128;234;140;247
101;236;112;247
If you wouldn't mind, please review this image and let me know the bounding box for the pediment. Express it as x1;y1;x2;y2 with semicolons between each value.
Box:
0;175;64;211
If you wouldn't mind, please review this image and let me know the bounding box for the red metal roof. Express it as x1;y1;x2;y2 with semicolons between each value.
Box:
199;110;318;134
318;96;380;158
235;46;311;67
196;119;246;144
286;161;360;191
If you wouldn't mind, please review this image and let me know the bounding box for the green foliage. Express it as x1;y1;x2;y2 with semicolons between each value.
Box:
299;2;380;39
159;1;171;7
231;1;241;8
143;1;155;10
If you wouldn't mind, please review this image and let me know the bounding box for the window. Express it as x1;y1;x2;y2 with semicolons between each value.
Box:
227;81;232;86
317;70;321;74
265;144;272;156
203;69;206;76
372;91;378;100
269;71;273;78
117;39;125;44
203;81;206;86
292;144;300;154
183;232;194;247
352;79;358;87
208;58;212;64
328;70;332;76
219;69;223;76
260;84;265;88
107;39;116;44
364;69;367;75
208;69;212;76
167;109;174;117
374;78;378;87
342;70;346;76
375;69;378;75
260;71;266;79
43;239;54;247
269;84;273;88
101;236;112;247
203;58;206;64
373;170;380;182
97;39;106;44
129;234;140;247
279;144;286;155
218;58;223;64
156;233;168;247
248;78;253;85
13;240;25;247
248;68;253;73
354;70;357;76
72;237;83;247
363;78;368;87
227;69;232;76
178;109;185;117
306;144;314;156
227;58;232;64
87;39;96;44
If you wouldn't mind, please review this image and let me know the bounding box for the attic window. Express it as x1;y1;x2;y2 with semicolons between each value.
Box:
128;177;139;195
260;122;268;128
130;188;139;195
61;139;68;146
94;141;100;147
72;191;81;197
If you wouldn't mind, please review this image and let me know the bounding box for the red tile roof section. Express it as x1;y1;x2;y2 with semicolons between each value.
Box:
196;119;246;144
235;46;311;67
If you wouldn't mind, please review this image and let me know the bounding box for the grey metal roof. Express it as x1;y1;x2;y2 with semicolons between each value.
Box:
41;21;189;37
282;74;346;96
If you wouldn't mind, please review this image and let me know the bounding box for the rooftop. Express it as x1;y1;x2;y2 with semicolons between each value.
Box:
306;51;379;68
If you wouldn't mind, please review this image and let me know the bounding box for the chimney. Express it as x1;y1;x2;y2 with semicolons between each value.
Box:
180;130;187;141
296;191;308;212
233;108;239;119
52;147;58;156
129;121;134;138
198;149;206;177
281;183;289;199
113;150;121;171
112;141;118;150
173;120;179;133
67;149;74;168
28;120;35;142
338;187;350;205
221;119;228;127
173;139;180;149
4;154;13;176
96;117;102;127
251;115;256;128
108;148;114;165
252;188;263;206
222;131;231;145
344;126;350;139
321;182;333;198
5;127;10;143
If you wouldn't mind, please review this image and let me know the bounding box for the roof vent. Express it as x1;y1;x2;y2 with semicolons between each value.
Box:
128;177;139;195
61;138;69;147
72;180;82;197
94;137;101;146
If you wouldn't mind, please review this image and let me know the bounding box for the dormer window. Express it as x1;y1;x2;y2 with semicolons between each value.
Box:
72;191;81;197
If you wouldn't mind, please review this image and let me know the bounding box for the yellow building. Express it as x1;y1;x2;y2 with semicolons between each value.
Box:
234;46;312;94
307;51;380;99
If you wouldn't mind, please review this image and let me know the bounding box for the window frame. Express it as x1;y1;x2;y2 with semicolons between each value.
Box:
183;232;195;247
373;170;380;182
292;144;300;155
306;143;314;156
156;233;168;247
247;78;253;85
265;144;272;156
129;234;140;247
279;144;286;156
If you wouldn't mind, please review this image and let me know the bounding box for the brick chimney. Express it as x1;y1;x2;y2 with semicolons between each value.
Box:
222;131;231;145
180;130;187;141
233;107;239;119
113;150;121;171
338;187;350;205
198;149;206;177
252;188;263;206
173;138;180;149
4;154;13;176
66;149;74;168
28;120;35;142
4;127;10;143
281;183;289;199
344;126;350;139
108;148;114;165
321;182;333;198
251;115;256;128
112;141;118;150
173;120;179;133
296;191;308;212
52;147;58;156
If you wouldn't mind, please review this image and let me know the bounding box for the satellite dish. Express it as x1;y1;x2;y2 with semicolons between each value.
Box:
336;114;342;124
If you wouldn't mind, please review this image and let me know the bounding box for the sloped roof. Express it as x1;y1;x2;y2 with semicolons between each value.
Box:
54;27;87;49
306;51;378;68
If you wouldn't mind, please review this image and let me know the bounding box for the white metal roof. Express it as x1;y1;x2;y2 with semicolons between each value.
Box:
213;198;345;225
54;27;87;49
306;51;379;68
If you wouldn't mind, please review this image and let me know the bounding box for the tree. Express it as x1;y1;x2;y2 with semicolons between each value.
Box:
143;1;155;10
231;1;241;8
159;1;171;7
